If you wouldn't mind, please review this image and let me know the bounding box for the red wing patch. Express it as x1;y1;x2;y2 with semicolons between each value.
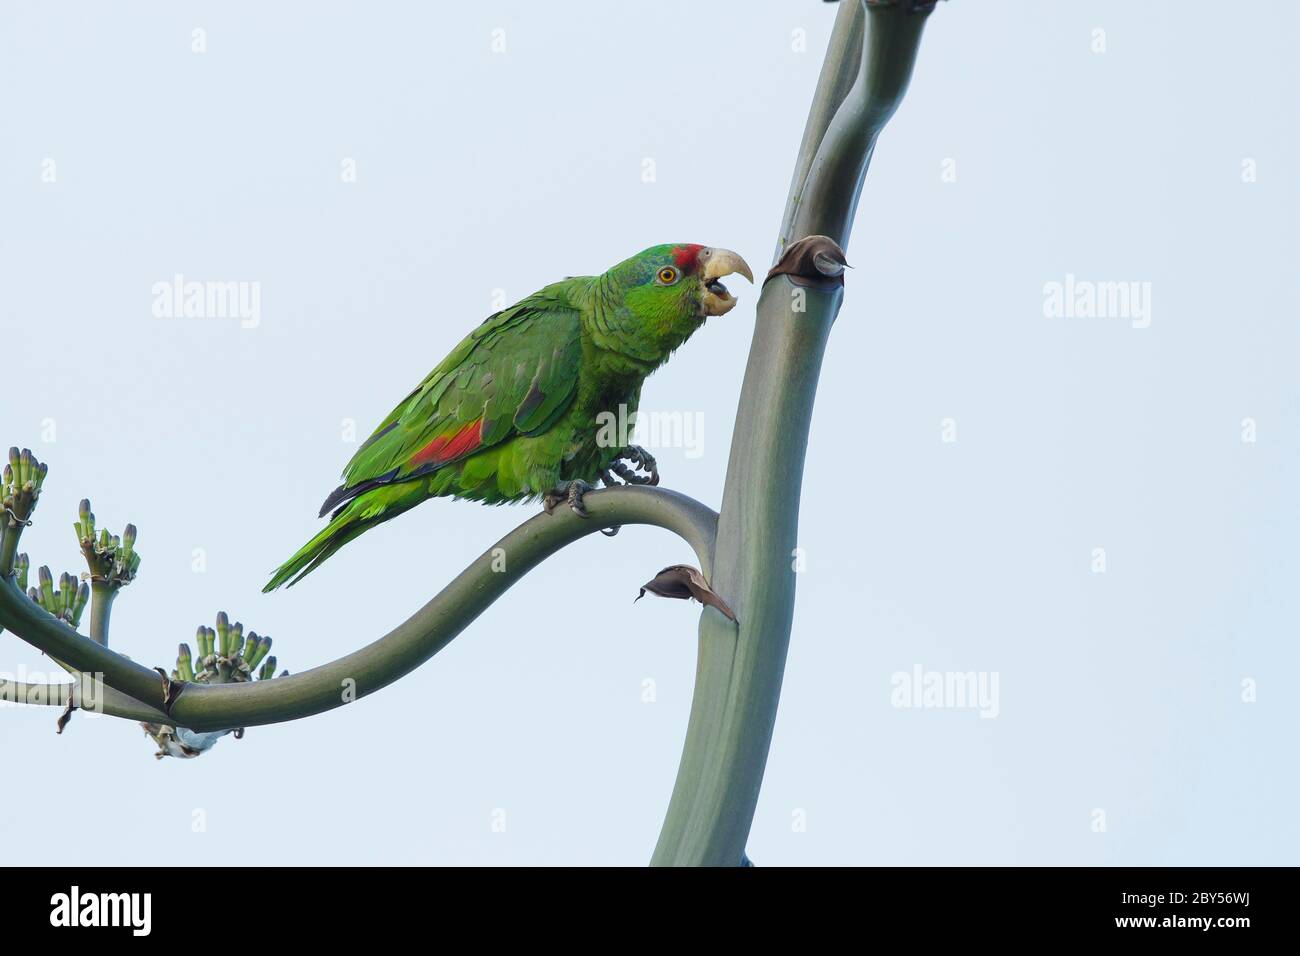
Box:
409;417;484;467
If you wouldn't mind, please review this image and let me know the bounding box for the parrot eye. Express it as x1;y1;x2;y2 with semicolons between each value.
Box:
656;266;679;285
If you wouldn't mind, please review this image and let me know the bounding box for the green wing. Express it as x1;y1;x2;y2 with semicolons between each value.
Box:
319;283;585;517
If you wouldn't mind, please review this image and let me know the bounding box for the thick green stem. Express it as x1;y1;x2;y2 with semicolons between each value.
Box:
783;1;932;249
0;524;20;578
652;278;841;866
88;583;116;647
0;486;717;732
651;0;934;867
0;527;22;637
775;0;865;257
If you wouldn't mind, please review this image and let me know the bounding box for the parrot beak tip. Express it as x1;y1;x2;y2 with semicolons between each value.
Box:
700;247;754;316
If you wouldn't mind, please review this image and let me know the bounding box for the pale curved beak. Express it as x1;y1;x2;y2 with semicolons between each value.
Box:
700;247;754;317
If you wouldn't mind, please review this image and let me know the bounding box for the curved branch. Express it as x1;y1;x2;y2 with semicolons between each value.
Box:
0;486;717;733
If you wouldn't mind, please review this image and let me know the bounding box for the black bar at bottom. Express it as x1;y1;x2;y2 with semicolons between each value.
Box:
0;866;1282;943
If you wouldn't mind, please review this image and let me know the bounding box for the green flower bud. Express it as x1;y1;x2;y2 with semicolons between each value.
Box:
176;644;195;682
38;565;55;611
215;611;230;656
58;573;75;619
258;656;277;681
76;498;95;543
246;635;272;671
227;622;244;659
195;625;212;660
70;583;89;627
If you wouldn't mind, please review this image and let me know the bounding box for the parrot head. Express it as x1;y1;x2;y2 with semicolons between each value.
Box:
616;243;754;319
596;243;753;359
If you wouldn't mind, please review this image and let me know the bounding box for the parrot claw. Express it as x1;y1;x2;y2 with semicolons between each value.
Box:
543;479;595;519
566;479;593;518
593;473;622;536
611;445;659;486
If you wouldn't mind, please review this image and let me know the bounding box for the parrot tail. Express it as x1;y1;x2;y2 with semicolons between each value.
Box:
263;482;423;591
262;510;371;592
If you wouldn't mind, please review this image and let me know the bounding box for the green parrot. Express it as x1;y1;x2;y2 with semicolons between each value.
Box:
264;243;752;591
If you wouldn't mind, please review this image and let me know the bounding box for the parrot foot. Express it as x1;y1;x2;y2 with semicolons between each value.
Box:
611;445;660;486
543;479;595;519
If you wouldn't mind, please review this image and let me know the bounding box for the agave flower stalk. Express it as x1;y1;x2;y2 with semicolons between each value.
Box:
0;447;48;576
654;0;935;865
74;498;141;646
140;613;288;759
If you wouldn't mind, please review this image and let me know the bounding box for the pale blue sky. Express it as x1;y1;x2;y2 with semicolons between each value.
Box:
1;0;1296;865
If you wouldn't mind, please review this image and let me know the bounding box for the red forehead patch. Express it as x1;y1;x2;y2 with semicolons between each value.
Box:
672;244;705;271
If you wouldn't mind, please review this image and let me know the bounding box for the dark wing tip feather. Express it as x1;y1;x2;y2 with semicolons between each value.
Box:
318;483;351;518
318;468;403;518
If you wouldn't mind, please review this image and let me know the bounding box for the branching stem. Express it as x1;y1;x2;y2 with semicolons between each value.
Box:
0;486;716;733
